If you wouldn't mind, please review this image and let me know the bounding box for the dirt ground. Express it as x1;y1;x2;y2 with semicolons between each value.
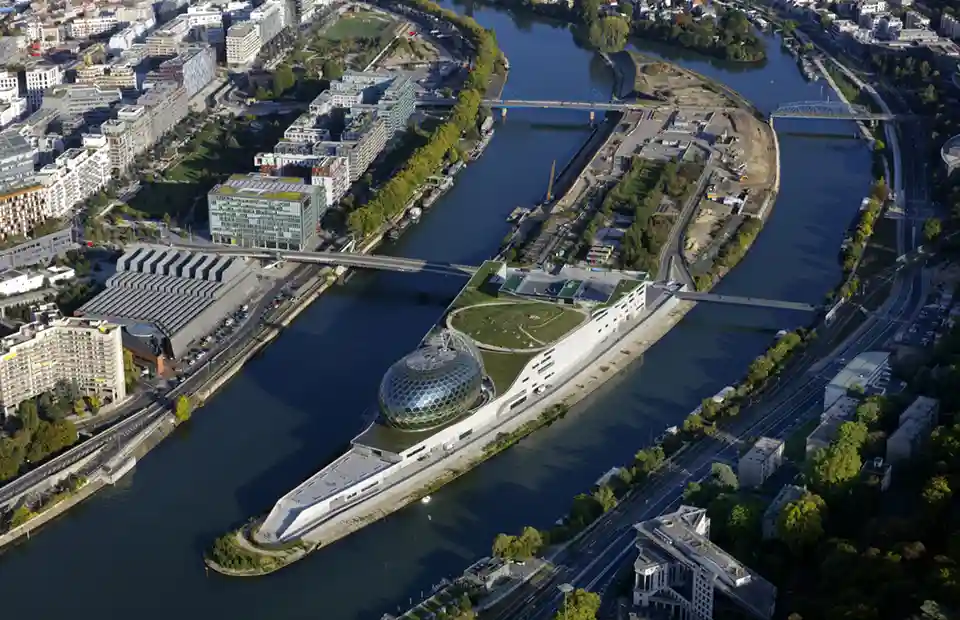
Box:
630;52;736;109
379;36;440;69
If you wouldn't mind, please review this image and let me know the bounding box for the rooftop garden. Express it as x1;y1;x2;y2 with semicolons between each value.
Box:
450;302;585;351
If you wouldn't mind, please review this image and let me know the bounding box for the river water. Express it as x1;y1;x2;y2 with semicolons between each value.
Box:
0;7;873;619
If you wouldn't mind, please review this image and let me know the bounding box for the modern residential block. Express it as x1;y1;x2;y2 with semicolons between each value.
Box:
886;395;939;463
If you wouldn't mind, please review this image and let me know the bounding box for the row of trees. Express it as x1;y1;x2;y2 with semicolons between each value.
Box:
346;1;500;237
837;179;888;300
0;473;86;535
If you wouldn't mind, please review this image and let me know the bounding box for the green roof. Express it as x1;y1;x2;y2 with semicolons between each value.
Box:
212;185;308;201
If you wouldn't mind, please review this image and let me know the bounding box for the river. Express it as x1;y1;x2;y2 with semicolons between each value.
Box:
0;6;873;619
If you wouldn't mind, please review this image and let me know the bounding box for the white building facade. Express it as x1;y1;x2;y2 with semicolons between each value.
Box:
37;134;111;217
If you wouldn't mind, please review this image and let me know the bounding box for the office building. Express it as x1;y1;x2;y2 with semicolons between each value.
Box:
25;62;64;111
887;395;939;463
66;14;119;39
150;45;216;97
738;437;784;488
0;227;75;270
823;351;890;410
0;268;44;296
208;173;322;251
36;134;111;218
0;304;126;415
78;245;259;358
633;506;777;620
42;84;122;129
255;146;350;209
226;22;260;66
284;113;332;144
805;395;859;456
0;97;26;129
0;70;18;95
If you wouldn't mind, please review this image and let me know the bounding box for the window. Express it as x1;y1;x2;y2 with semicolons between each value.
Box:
459;429;473;440
510;396;527;410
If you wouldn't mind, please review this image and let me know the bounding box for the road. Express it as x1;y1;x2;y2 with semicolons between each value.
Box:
657;162;713;288
491;69;930;620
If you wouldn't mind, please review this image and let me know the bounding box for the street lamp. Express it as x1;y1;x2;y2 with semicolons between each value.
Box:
558;583;574;620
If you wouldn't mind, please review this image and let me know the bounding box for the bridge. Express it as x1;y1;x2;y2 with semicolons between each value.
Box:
177;245;819;312
170;245;479;277
671;290;818;312
416;96;731;114
770;101;899;122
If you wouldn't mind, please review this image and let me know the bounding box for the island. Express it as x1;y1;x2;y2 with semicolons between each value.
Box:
632;8;767;63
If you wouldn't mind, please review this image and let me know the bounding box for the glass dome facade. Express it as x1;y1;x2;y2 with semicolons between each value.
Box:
378;344;483;431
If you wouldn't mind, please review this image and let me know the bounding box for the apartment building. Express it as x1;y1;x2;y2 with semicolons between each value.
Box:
283;112;332;143
0;98;26;129
738;437;785;488
102;105;152;175
25;62;64;111
251;0;285;44
0;130;37;186
887;396;939;463
208;173;322;251
0;304;126;415
36;134;110;217
0;69;18;95
107;17;156;52
146;14;191;57
0;183;46;240
339;110;387;181
137;80;189;142
311;155;350;207
76;60;140;90
150;45;216;97
226;21;261;66
66;13;119;39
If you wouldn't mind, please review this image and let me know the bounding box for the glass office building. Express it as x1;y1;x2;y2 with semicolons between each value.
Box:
207;173;323;251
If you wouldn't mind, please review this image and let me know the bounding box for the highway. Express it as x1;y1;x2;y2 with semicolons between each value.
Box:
489;67;930;620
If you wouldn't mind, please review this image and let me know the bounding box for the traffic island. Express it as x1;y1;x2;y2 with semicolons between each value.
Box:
204;520;313;577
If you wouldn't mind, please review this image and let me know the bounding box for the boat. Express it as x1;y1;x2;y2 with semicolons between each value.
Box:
421;495;432;505
407;206;423;223
470;129;495;161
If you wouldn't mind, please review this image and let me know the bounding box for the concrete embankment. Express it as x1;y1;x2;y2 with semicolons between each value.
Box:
0;479;105;550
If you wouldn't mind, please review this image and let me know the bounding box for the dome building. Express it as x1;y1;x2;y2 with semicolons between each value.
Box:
378;330;485;431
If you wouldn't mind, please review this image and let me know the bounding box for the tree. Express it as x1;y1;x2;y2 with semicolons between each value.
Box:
17;399;39;434
73;399;86;417
272;64;296;97
321;59;343;80
633;446;664;477
174;395;193;424
9;504;35;529
711;462;739;491
778;492;826;549
123;349;138;389
587;16;629;52
922;476;952;507
593;484;618;512
492;526;543;560
86;394;102;415
556;588;601;620
254;86;272;101
924;217;942;242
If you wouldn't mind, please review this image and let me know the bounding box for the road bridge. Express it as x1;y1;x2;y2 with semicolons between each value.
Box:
168;244;478;277
416;96;731;114
770;101;901;122
672;290;818;312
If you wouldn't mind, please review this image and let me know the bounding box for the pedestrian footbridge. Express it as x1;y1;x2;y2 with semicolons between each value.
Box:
672;290;818;312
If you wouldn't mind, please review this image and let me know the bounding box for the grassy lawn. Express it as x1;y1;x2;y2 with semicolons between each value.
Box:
322;11;391;41
452;302;584;350
128;116;290;221
481;351;536;394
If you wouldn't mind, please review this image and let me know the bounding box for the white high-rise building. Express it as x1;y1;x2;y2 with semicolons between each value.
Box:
66;14;120;39
37;134;111;218
226;21;261;66
25;63;65;111
0;304;127;415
